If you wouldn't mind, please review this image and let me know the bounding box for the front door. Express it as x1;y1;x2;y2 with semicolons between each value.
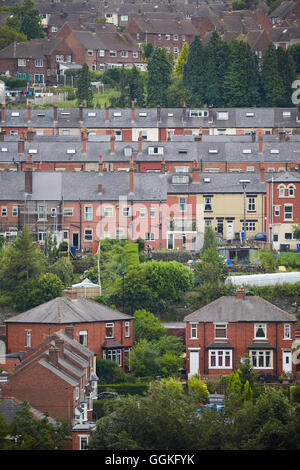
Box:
282;350;292;374
72;232;79;248
226;221;234;240
167;232;174;250
189;350;200;377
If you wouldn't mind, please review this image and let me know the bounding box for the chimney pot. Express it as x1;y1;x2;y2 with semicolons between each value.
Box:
98;183;102;194
27;101;32;122
48;346;59;365
105;102;109;122
18;139;25;154
131;101;135;122
236;287;245;300
110;131;115;153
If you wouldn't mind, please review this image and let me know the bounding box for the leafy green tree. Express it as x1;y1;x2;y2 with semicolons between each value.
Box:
188;375;209;404
173;42;189;77
166;78;192;107
232;0;258;9
0;24;27;50
201;225;217;253
195;246;227;285
14;272;64;311
276;46;297;106
128;65;145;107
76;62;93;106
130;339;162;377
182;36;207;106
124;243;139;270
50;257;74;287
147;48;172;107
96;358;126;384
159;352;183;377
6;0;44;40
261;42;286;106
133;309;167;342
204;30;230;107
141;42;154;60
6;401;70;450
288;42;300;74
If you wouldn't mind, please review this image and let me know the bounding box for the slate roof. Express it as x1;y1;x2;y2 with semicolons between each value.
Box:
184;295;297;323
0;398;57;425
5;296;133;324
0;38;61;59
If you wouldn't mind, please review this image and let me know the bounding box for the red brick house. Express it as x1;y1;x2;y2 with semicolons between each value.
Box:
3;290;133;370
0;326;98;449
184;288;297;379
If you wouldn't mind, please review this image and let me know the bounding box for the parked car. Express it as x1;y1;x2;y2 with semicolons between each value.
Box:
249;232;267;242
97;392;120;400
196;403;225;413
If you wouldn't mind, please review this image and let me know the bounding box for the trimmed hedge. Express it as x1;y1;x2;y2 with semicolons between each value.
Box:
151;251;200;263
98;382;149;396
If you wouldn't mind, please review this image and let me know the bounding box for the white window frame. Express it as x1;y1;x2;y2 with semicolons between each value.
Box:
99;49;105;57
250;350;272;369
35;59;43;67
105;322;114;339
122;206;130;217
190;323;197;339
150;206;156;218
121;51;128;58
18;58;26;67
84;205;93;221
209;350;232;369
204;196;212;211
1;207;7;217
247;197;256;212
284;324;291;340
274;205;280;217
288;185;295;197
12;206;18;217
254;323;267;339
79;330;88;346
145;232;155;241
214;323;227;339
63;208;73;217
279;185;285;197
284;205;293;221
109;50;117;57
132;51;138;58
84;228;93;242
38;204;47;221
79;435;89;450
179;197;186;212
26;330;31;347
140;206;146;218
104;206;113;218
125;321;130;338
87;49;93;56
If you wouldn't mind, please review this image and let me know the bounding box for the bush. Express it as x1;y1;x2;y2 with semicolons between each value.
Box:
97;382;149;396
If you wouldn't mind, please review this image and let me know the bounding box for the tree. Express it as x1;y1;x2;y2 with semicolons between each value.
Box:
76;62;93;106
133;309;167;343
201;225;217;253
173;42;189;78
166;78;192;107
188;375;209;404
276;46;297;106
195;246;227;285
261;43;286;107
0;24;27;50
6;0;44;40
96;358;126;384
288;42;300;74
147;48;172;107
14;272;64;311
130;339;162;377
0;226;47;297
50;257;74;288
204;30;230;107
141;42;154;60
5;401;70;450
128;65;145;107
182;36;207;106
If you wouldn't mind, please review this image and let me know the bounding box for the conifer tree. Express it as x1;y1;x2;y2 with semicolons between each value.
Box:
182;36;207;106
173;42;189;78
204;30;230;107
76;62;93;107
261;43;285;107
147;48;172;107
276;46;297;106
128;65;145;107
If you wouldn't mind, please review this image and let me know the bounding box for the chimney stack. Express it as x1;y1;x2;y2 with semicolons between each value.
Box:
105;102;109;122
1;103;5;123
27;130;35;142
258;131;263;153
110;131;115;154
53;105;58;123
129;155;134;194
208;104;213;123
157;104;161;123
65;325;74;339
138;131;142;153
99;155;103;173
131;101;135;123
55;338;64;357
251;131;256;142
25;155;33;194
82;129;87;153
79;105;83;123
260;161;264;182
236;287;245;300
27;101;32;122
192;160;200;183
48;346;59;366
161;157;166;174
98;184;103;195
18;139;25;154
279;131;285;142
182;101;187;122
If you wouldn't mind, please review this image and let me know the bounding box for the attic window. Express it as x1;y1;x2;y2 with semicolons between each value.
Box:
124;147;132;157
37;113;45;117
246;112;254;117
28;149;37;153
88;112;96;117
11;112;19;117
60;112;70;116
113;112;122;117
283;111;291;117
270;149;279;154
190;110;208;118
168;113;174;117
178;149;188;154
1;148;7;152
204;178;211;183
67;149;76;154
172;175;189;184
208;149;218;154
243;149;252;154
217;112;228;120
139;112;147;117
148;147;164;155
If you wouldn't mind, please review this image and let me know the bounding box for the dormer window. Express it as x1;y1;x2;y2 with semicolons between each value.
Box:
217;112;228;120
148;146;163;155
172;175;189;184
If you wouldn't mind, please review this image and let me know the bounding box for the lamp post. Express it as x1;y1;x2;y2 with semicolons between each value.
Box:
240;180;250;246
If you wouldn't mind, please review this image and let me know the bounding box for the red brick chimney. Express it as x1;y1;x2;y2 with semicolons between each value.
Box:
98;184;103;195
25;155;33;194
129;155;134;194
27;131;35;142
279;131;285;142
105;102;109;122
192;160;200;183
18;139;25;154
65;325;74;339
258;131;263;153
138;131;142;153
161;157;166;174
82;129;87;153
131;101;135;123
1;103;5;123
260;162;265;182
27;101;32;122
236;287;245;299
110;131;115;154
48;346;59;366
99;155;103;173
54;338;64;356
